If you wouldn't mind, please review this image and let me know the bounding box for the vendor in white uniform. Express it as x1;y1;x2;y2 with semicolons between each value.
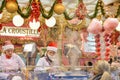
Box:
0;40;26;72
34;41;58;71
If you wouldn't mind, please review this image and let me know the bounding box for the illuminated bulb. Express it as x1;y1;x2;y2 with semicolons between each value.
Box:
29;19;40;29
45;17;56;27
12;15;24;27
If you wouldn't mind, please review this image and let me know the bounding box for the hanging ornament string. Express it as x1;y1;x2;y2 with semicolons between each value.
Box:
64;0;86;20
75;0;87;20
110;30;119;45
38;24;48;32
39;24;48;46
95;34;101;60
29;0;40;22
104;33;111;61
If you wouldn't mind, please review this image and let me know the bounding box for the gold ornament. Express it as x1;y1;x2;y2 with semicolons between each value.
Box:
6;0;18;13
54;3;65;15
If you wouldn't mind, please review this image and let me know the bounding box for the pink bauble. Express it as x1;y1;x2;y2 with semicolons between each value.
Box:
105;52;109;56
95;38;100;43
96;47;101;52
104;56;109;61
95;42;101;47
106;47;110;52
96;52;101;56
104;18;119;32
87;18;102;34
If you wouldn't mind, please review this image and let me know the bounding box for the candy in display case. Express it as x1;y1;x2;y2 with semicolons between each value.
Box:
51;70;89;80
0;72;25;80
30;69;89;80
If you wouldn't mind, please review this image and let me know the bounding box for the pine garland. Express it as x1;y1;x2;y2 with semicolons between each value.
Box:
115;5;120;18
63;11;73;20
0;0;119;19
87;0;100;19
0;0;6;13
17;0;32;18
40;0;56;19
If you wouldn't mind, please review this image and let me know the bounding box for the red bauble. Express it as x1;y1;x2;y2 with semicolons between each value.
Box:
104;37;109;42
96;57;101;60
95;38;100;43
104;33;110;37
96;42;101;47
104;57;109;61
105;52;109;56
105;42;110;46
106;47;110;52
95;34;100;38
96;47;101;52
96;52;101;56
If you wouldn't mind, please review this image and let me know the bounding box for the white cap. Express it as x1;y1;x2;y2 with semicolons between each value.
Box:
2;40;14;51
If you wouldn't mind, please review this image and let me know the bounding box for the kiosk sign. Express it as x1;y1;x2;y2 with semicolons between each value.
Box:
0;26;39;37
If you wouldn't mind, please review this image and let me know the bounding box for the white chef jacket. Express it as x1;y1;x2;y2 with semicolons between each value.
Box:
0;53;26;71
34;57;51;71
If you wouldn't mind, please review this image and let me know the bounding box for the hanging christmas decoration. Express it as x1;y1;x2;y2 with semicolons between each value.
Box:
45;16;56;27
110;30;119;45
29;19;40;29
54;0;65;15
38;24;48;46
103;33;111;61
95;34;101;54
12;15;24;27
29;0;40;29
75;0;87;20
6;0;18;13
38;24;48;32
